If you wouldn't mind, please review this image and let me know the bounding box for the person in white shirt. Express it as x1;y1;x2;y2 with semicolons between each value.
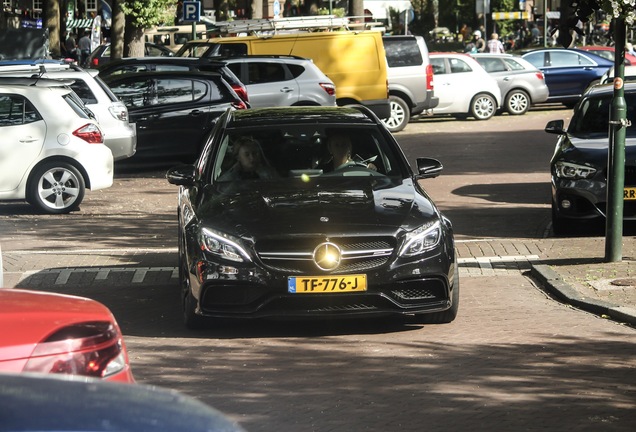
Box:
487;33;505;54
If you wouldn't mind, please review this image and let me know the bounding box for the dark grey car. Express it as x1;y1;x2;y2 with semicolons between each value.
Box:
546;82;636;234
471;53;549;115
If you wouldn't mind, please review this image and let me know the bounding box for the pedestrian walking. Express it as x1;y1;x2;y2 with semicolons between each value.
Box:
487;33;505;53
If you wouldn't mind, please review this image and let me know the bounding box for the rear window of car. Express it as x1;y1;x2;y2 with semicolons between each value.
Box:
0;94;42;126
476;58;505;72
383;38;423;67
63;93;93;119
69;80;98;105
503;58;527;71
570;93;636;138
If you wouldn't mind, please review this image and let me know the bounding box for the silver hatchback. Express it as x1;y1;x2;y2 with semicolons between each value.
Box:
221;55;336;108
471;53;549;115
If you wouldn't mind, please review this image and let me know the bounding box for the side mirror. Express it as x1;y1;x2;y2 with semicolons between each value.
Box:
545;119;566;135
166;164;196;186
416;157;443;179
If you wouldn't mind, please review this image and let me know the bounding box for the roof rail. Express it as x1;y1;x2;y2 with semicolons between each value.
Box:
209;15;384;36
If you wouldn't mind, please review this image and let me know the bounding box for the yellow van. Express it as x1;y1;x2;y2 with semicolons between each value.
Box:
175;31;390;119
144;25;208;52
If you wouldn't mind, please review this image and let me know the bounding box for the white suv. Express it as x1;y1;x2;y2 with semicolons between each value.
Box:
0;79;113;214
383;35;439;132
0;62;136;161
221;55;336;108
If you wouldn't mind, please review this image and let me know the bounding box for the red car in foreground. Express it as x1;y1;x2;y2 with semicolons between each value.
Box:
0;288;134;383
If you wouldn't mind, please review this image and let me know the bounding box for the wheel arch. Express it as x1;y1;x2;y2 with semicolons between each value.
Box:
26;156;91;192
388;89;415;111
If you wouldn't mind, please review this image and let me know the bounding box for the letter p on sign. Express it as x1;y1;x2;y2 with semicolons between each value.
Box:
183;1;201;22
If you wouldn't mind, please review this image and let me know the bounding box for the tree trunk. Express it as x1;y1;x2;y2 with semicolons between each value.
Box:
251;0;263;19
124;15;144;58
349;0;364;22
110;0;125;61
44;0;61;57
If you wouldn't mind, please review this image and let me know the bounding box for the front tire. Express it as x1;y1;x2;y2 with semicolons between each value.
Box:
27;161;85;214
382;96;410;132
505;89;530;115
470;93;496;120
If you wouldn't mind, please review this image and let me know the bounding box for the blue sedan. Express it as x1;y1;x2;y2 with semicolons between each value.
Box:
521;48;614;107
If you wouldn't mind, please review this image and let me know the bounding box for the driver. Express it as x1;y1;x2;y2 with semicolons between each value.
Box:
324;132;377;172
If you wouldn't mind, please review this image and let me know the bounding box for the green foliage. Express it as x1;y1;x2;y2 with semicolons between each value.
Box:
120;0;178;28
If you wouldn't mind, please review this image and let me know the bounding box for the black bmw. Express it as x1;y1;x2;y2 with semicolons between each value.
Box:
167;106;458;328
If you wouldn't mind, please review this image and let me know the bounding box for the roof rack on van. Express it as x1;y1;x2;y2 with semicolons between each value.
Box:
210;15;383;36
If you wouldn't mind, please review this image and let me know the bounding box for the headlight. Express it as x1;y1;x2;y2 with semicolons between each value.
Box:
554;161;596;179
399;221;442;257
199;228;251;262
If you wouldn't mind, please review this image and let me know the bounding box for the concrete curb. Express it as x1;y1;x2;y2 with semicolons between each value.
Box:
530;264;636;327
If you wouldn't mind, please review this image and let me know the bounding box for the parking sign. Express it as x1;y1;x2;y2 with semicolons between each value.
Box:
182;1;201;23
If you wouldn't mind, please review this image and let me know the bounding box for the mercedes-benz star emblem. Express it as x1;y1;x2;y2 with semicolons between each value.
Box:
313;242;342;271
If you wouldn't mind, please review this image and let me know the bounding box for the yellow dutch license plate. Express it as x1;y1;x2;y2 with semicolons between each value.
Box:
288;275;367;294
625;188;636;200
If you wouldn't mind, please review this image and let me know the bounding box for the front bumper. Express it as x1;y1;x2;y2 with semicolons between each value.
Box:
186;245;456;320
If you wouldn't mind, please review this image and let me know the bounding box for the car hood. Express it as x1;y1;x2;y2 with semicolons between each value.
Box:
195;177;439;236
0;289;113;361
557;135;636;167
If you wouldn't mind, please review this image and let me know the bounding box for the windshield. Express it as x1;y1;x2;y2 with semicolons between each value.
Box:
210;124;406;183
569;93;636;138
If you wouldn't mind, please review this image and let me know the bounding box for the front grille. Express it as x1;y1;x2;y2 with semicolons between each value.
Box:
256;236;395;274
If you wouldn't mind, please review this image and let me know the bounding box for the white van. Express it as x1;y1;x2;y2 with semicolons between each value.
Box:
144;25;208;52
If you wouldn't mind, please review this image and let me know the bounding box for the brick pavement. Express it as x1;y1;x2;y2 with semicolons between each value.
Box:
3;237;635;326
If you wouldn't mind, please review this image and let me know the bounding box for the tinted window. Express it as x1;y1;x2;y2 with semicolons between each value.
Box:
109;78;152;108
0;94;42;126
247;62;288;84
69;80;98;105
383;39;423;67
156;78;207;104
217;43;248;57
287;64;305;79
570;93;636;138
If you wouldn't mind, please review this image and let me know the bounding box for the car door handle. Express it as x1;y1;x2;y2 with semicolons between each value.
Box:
138;115;159;122
189;110;204;116
19;136;39;143
503;76;512;81
280;87;294;93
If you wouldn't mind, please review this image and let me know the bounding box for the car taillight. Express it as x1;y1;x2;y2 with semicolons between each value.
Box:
108;103;129;122
319;83;336;96
23;322;127;378
232;84;249;103
536;71;545;81
232;100;248;110
73;123;103;144
426;64;434;90
91;58;99;67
